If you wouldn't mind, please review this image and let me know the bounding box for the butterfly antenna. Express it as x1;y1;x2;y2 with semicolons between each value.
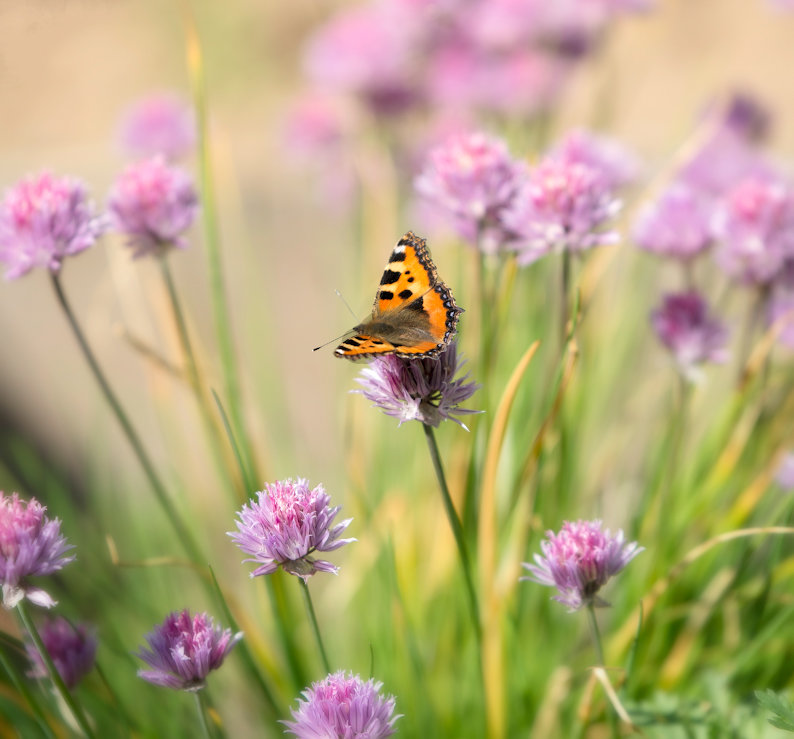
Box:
312;329;355;353
335;289;358;319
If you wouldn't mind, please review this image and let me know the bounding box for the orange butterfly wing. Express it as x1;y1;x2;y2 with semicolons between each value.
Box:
334;232;462;360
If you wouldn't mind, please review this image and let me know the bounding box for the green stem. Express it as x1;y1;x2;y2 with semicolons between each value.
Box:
299;579;331;674
0;643;57;739
17;602;96;739
422;423;482;644
560;248;571;349
50;273;203;564
190;25;259;489
194;691;213;739
586;603;619;739
159;257;243;501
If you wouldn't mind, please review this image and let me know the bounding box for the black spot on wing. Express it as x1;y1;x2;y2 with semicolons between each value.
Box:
341;337;361;347
380;269;401;285
389;250;406;262
406;296;425;312
379;290;394;301
398;289;413;300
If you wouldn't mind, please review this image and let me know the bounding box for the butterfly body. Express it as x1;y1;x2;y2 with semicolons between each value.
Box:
334;232;462;360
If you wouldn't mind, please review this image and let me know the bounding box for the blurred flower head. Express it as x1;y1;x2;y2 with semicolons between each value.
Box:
767;263;794;348
712;176;794;286
549;128;640;190
0;492;75;609
633;181;714;259
118;93;196;161
136;610;241;692
706;91;771;143
415;131;526;253
27;616;97;690
108;156;199;258
283;671;400;739
229;479;354;582
651;291;729;379
303;5;422;117
355;341;481;429
776;452;794;490
506;156;621;265
521;519;643;611
0;172;106;280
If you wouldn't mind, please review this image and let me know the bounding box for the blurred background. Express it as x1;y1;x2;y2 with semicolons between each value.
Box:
2;1;794;735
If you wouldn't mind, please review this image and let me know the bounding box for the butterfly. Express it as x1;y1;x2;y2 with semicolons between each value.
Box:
333;231;462;360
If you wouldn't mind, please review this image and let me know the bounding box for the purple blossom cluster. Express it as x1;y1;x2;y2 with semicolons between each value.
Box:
415;128;632;258
355;341;481;429
632;93;794;363
0;173;106;280
229;479;354;582
118;93;196;162
284;671;400;739
136;610;242;692
521;519;643;612
27;616;97;690
300;0;650;124
0;492;75;609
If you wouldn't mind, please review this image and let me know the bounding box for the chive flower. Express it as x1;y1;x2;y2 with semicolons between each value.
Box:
414;131;527;253
0;492;75;609
27;616;97;690
0;172;106;279
283;671;400;738
118;93;196;161
136;610;241;692
355;341;480;429
651;291;729;379
108;156;199;258
521;519;643;612
229;479;354;582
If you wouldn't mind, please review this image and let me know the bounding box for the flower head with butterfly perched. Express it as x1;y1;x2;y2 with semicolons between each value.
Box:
331;231;463;359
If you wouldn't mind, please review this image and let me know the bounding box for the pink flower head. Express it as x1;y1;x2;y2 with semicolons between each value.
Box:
0;173;106;280
108;157;199;258
283;671;400;739
303;5;422;117
355;341;480;430
136;610;241;692
0;492;75;609
27;617;97;690
414;131;527;253
118;93;196;161
229;479;354;582
521;519;643;611
651;291;729;378
505;156;622;265
633;181;715;259
550;129;640;190
712;176;794;285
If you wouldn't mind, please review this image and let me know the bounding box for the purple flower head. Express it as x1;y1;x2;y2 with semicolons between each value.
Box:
712;176;794;286
0;493;75;610
521;519;643;612
0;173;106;280
550;128;640;190
118;93;196;161
283;670;400;739
414;131;527;253
355;341;481;430
633;181;715;259
776;453;794;491
651;291;729;379
706;91;771;143
505;156;622;265
229;479;354;582
27;617;97;690
303;5;422;117
108;156;199;258
136;610;241;692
